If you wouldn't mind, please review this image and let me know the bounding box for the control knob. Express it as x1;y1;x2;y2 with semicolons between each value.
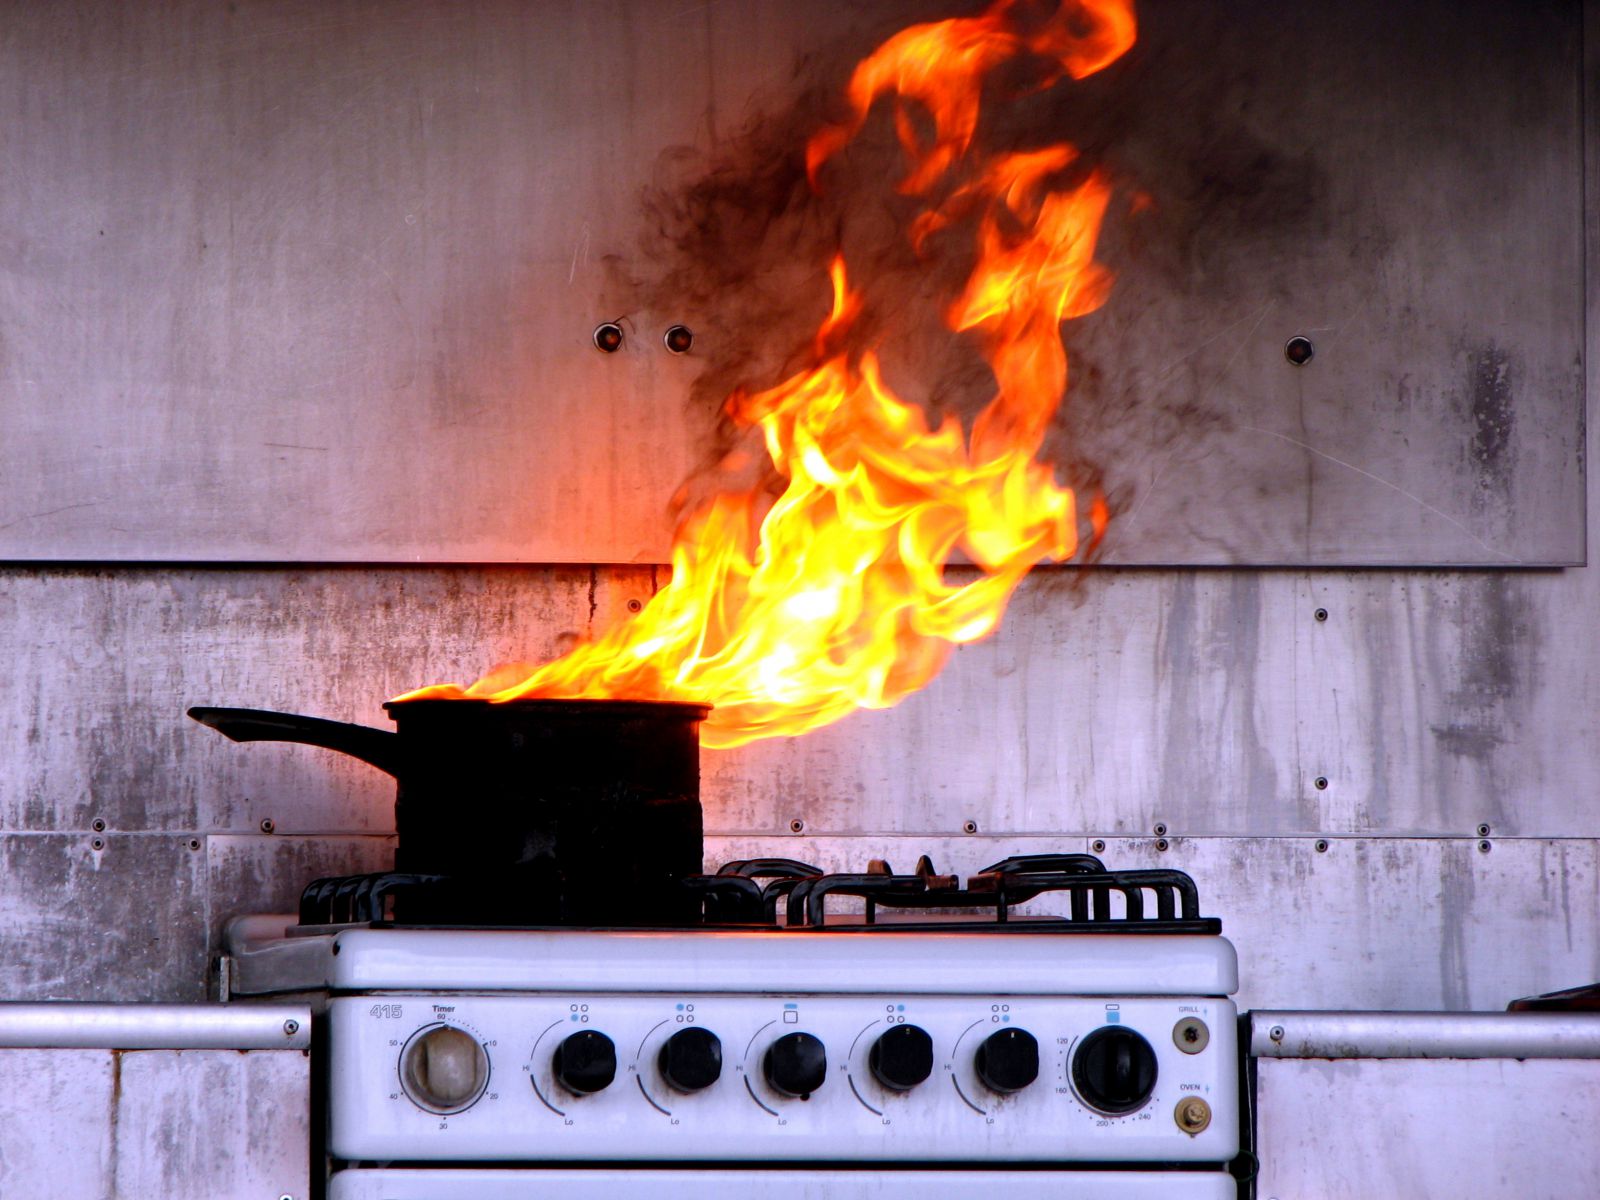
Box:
399;1024;489;1113
659;1026;722;1092
764;1031;826;1099
975;1027;1038;1094
869;1024;933;1092
553;1029;617;1095
1071;1026;1159;1114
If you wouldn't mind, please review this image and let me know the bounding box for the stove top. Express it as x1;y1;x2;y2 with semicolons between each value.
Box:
293;851;1224;934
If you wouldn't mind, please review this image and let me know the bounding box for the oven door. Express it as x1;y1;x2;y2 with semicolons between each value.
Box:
328;1167;1238;1198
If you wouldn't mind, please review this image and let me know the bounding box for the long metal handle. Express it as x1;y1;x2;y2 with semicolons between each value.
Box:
188;706;404;776
0;1003;312;1049
1250;1010;1600;1059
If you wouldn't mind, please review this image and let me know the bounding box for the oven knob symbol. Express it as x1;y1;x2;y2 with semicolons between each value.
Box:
764;1031;827;1099
974;1027;1038;1094
660;1026;722;1093
1071;1026;1159;1114
869;1023;933;1092
399;1025;490;1114
554;1029;617;1095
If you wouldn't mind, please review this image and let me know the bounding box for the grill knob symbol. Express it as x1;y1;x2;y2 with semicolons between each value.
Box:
399;1024;489;1113
869;1023;933;1092
1071;1025;1159;1114
764;1031;827;1099
659;1026;722;1092
975;1027;1038;1094
554;1029;617;1095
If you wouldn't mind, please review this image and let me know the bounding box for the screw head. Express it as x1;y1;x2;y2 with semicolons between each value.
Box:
283;1019;300;1036
663;324;694;354
962;820;978;835
90;817;107;833
1314;776;1329;790
91;837;105;852
592;322;624;353
1315;839;1329;853
1284;335;1314;366
1476;823;1491;837
259;818;275;834
1153;822;1168;836
1091;839;1106;853
1478;839;1492;853
1269;1024;1286;1042
1154;837;1170;852
1314;607;1329;622
788;818;805;834
187;838;202;852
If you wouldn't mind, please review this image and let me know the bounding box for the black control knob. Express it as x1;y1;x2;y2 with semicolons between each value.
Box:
869;1024;933;1092
553;1029;616;1095
659;1026;722;1093
1071;1026;1159;1114
975;1027;1038;1094
764;1031;827;1099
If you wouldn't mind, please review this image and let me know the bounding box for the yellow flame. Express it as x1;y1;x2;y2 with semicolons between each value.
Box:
399;0;1134;748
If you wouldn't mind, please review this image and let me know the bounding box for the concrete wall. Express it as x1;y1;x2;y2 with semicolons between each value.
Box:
0;0;1595;1011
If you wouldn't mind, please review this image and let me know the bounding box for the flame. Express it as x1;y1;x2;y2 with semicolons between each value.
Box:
400;0;1134;749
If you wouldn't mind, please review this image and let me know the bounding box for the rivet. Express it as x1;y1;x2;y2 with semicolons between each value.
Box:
1285;335;1314;366
592;322;624;353
1091;839;1106;853
1314;776;1329;790
962;820;978;834
1269;1024;1285;1042
1314;607;1329;622
789;818;805;835
1478;839;1492;854
1155;838;1170;852
626;598;644;613
1152;822;1168;836
90;817;107;833
1476;823;1491;837
259;818;276;835
187;838;202;852
91;837;105;852
1315;839;1329;853
283;1019;300;1037
663;324;694;354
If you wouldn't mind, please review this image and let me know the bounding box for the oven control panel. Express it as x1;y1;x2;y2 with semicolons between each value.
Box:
329;993;1238;1162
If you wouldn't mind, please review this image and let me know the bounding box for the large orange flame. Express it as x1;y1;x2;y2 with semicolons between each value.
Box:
400;0;1134;749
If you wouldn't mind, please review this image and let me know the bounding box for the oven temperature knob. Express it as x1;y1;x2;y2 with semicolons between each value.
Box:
869;1023;933;1091
659;1026;722;1092
764;1031;827;1099
1071;1026;1159;1114
399;1024;489;1114
975;1027;1038;1094
554;1029;617;1095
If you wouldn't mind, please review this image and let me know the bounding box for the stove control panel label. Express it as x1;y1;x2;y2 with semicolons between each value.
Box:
328;994;1238;1163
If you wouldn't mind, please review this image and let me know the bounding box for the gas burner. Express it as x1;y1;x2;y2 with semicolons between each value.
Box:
295;852;1221;935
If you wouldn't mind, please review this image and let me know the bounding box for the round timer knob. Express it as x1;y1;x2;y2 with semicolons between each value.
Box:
975;1027;1038;1094
869;1024;933;1092
1071;1026;1159;1114
553;1029;617;1095
400;1025;489;1113
659;1026;722;1092
764;1031;827;1099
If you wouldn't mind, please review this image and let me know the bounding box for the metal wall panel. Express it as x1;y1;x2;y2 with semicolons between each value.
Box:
0;0;1582;564
0;1047;309;1200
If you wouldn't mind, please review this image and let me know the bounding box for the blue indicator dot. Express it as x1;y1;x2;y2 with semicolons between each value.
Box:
1002;1014;1010;1022
897;1004;905;1012
676;1003;684;1011
570;1013;579;1021
1106;1011;1121;1023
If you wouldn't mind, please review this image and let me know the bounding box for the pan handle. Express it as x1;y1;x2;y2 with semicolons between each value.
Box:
187;707;405;777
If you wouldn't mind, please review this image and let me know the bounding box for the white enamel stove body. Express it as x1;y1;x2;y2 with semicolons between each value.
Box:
318;927;1239;1165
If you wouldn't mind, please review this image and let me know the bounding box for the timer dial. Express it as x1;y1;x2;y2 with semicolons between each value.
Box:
399;1024;489;1113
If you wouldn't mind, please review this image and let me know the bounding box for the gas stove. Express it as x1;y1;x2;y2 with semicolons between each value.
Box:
224;853;1242;1198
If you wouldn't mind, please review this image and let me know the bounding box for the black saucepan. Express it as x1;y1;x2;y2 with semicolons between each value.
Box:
189;698;709;926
